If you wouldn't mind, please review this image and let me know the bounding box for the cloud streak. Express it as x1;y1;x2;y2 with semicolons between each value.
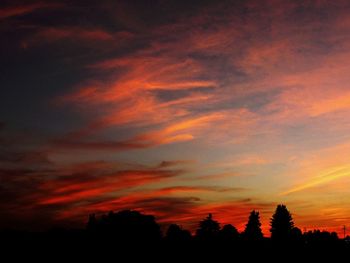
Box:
0;2;59;19
282;165;350;195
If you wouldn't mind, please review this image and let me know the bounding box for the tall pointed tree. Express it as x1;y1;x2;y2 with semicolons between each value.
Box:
270;204;294;241
242;210;263;241
196;213;220;241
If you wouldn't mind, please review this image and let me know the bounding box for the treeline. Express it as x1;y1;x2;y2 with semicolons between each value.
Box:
1;204;349;260
86;204;341;247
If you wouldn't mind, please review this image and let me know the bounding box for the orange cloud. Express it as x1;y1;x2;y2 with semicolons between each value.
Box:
282;165;350;195
55;57;215;142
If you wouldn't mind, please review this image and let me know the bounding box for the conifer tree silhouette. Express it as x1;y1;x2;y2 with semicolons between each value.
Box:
196;213;220;241
270;204;294;242
242;210;263;241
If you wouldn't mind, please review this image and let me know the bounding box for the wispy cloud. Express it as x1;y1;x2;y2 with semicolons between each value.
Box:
282;166;350;195
0;2;60;19
0;159;186;228
35;27;115;41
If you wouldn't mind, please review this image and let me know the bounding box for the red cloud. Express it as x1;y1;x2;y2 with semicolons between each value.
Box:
37;169;181;205
0;159;186;229
36;27;114;42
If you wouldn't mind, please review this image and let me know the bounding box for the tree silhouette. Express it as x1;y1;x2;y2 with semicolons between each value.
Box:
290;226;303;246
3;206;350;259
304;229;340;249
195;213;220;241
87;213;98;232
165;224;191;243
86;210;161;243
270;204;294;242
242;210;263;241
219;224;239;243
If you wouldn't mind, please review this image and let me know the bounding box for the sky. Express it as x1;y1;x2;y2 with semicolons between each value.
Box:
2;0;350;235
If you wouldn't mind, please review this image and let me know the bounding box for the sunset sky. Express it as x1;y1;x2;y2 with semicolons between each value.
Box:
2;0;350;235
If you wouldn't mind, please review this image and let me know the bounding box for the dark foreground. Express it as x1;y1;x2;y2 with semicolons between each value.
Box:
1;231;350;261
2;208;350;261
